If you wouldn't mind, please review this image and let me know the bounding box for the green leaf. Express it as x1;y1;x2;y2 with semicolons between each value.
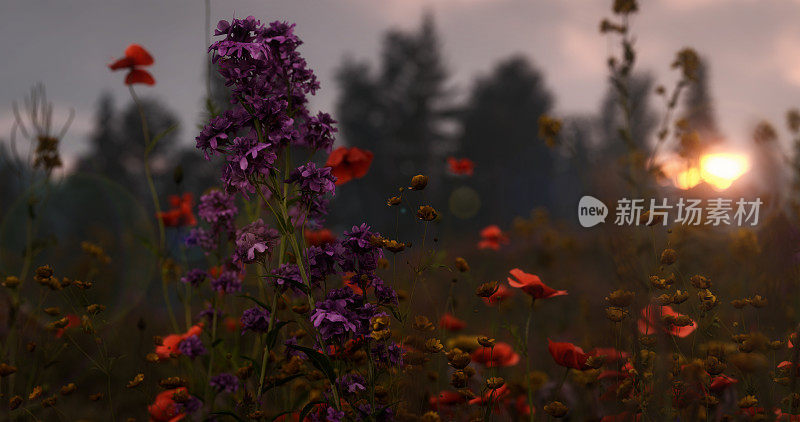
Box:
266;321;292;350
286;344;336;384
263;373;304;391
237;294;271;311
146;124;178;155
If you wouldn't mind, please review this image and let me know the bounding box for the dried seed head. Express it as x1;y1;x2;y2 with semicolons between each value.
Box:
387;196;402;206
454;257;470;272
655;294;673;306
60;383;77;395
417;205;438;222
409;175;428;190
159;377;187;389
86;304;105;315
43;307;60;316
450;370;469;388
127;373;144;388
544;401;569;418
605;307;628;322
486;377;505;390
2;276;20;289
738;395;758;408
412;316;436;332
605;289;635;307
29;386;43;400
749;295;767;308
731;299;749;309
690;275;711;289
475;281;499;298
477;336;495;348
425;338;444;354
672;290;689;304
447;348;471;369
661;248;678;265
9;395;22;410
0;363;18;377
420;411;441;422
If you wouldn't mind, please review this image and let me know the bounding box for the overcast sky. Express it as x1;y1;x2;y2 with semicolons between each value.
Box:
2;0;800;165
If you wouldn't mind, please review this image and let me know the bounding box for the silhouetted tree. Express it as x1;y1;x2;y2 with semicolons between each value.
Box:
458;55;554;225
77;93;180;203
332;13;453;232
681;57;720;146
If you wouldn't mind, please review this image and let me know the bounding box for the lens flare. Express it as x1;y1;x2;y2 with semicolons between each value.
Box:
699;153;749;190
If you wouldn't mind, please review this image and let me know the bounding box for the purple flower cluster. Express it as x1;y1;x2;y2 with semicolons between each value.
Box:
270;263;304;292
210;372;239;393
180;268;207;287
336;373;367;395
210;267;243;293
178;335;207;359
286;162;336;202
309;287;378;343
199;17;328;195
233;219;280;264
240;306;271;333
197;190;238;235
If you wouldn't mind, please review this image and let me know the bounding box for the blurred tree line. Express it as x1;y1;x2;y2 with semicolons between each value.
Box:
0;13;721;237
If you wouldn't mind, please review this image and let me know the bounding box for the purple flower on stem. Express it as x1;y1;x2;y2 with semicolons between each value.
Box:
210;373;239;393
180;269;207;287
178;335;207;359
233;219;279;264
240;307;271;333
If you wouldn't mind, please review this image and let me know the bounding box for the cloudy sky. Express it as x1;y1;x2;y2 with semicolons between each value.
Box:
2;0;800;164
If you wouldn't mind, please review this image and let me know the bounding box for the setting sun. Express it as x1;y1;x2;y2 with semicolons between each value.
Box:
699;152;749;190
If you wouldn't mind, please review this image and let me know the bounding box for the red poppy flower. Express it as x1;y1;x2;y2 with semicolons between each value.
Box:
468;384;510;405
155;324;204;361
477;225;509;250
55;314;81;338
709;374;737;392
429;390;465;410
158;193;197;227
439;313;466;331
471;342;520;367
776;409;800;421
109;44;155;86
548;339;592;370
148;388;187;422
325;146;374;186
637;304;696;338
483;284;513;306
447;157;475;176
304;228;336;247
514;394;533;417
507;269;567;299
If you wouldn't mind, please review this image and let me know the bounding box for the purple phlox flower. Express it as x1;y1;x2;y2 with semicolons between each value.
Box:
178;335;207;359
240;306;271;333
336;373;367;395
181;268;208;287
197;190;238;237
371;341;404;368
210;372;239;393
210;266;243;293
177;396;203;414
309;288;377;343
185;227;216;252
299;112;337;152
270;263;307;292
233;219;279;264
286;162;336;200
